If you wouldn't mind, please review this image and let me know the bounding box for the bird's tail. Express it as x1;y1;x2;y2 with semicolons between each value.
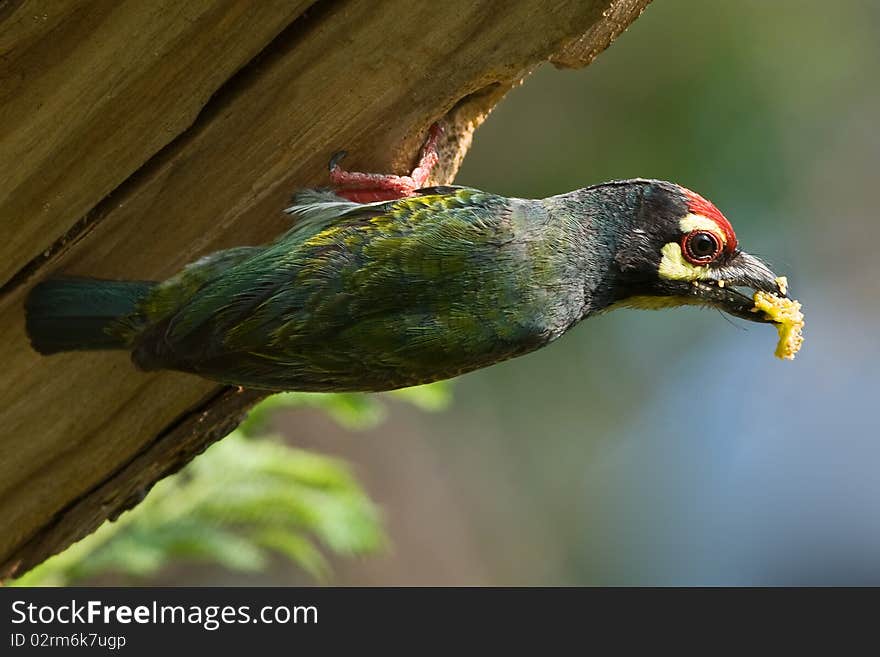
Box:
25;277;156;354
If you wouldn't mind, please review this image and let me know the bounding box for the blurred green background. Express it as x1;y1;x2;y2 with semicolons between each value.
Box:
24;0;880;585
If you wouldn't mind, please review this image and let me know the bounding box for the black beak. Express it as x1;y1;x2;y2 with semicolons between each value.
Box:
692;251;785;323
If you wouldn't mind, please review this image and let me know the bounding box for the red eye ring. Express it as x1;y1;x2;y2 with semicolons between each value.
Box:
682;230;722;265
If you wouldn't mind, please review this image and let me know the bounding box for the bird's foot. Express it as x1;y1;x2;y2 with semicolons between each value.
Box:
328;123;442;203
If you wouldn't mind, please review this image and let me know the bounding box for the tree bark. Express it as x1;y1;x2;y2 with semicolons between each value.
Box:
0;0;651;578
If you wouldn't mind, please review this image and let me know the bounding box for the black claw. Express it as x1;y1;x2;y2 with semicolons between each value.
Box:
328;150;347;171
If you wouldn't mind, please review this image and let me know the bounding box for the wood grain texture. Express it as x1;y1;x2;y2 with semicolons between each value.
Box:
0;0;314;285
0;0;651;576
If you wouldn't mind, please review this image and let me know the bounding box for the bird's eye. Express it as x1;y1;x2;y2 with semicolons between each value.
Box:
682;230;722;264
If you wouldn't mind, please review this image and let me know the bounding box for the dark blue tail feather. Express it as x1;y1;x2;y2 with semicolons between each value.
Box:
25;277;155;354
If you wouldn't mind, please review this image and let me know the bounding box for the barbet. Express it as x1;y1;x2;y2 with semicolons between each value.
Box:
26;126;788;392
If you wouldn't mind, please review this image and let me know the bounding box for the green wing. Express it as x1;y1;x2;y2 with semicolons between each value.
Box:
136;187;551;390
112;246;258;344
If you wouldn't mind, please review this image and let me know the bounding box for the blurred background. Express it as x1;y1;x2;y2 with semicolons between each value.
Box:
21;0;880;586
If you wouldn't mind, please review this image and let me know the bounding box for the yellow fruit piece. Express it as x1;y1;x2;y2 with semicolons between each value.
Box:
753;291;804;360
775;276;788;296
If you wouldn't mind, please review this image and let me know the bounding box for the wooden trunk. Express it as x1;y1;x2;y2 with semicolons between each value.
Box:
0;0;651;577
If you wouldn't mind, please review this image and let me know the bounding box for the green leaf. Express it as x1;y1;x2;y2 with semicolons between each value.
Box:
16;382;452;586
16;431;384;586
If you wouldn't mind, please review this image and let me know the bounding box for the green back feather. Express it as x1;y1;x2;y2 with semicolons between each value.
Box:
130;188;582;391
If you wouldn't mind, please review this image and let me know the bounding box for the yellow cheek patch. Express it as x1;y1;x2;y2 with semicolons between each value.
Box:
679;214;727;245
658;242;709;281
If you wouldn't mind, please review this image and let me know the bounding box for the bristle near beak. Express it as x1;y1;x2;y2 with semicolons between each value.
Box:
696;251;787;322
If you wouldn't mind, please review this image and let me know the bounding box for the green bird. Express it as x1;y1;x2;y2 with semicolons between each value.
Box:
26;130;788;392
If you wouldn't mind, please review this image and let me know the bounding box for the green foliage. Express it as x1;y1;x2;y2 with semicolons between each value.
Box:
16;383;451;586
242;380;452;433
15;433;383;585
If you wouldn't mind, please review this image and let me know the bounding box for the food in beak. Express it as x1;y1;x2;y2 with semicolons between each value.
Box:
708;253;803;360
753;289;804;360
774;276;788;296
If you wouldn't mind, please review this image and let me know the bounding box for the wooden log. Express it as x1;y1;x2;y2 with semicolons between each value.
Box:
0;0;315;285
0;0;651;577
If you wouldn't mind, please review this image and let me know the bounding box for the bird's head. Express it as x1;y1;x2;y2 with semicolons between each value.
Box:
603;180;784;323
